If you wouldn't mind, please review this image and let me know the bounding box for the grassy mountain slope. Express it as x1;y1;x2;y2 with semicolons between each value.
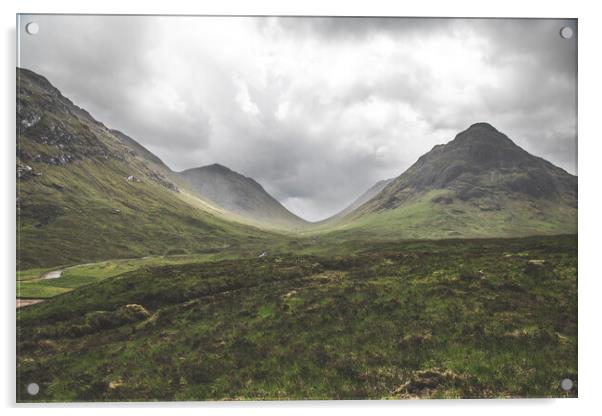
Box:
326;123;577;238
17;68;274;269
179;164;308;230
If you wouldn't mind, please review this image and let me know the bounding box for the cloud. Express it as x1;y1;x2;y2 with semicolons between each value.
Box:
18;15;577;221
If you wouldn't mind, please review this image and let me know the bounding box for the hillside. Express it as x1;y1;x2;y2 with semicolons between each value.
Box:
17;235;577;400
17;68;273;269
327;123;577;239
179;164;308;230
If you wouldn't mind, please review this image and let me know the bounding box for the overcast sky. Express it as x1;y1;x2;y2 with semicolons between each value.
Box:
18;16;577;221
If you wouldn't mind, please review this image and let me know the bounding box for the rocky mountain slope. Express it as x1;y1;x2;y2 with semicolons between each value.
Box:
328;123;577;238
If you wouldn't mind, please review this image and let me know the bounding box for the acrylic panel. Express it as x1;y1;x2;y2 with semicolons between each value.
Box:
16;15;577;402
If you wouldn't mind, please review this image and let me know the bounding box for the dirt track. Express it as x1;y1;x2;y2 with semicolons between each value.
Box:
17;269;65;309
16;299;44;309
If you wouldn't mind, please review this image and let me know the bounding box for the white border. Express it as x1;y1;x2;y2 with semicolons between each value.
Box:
2;1;601;415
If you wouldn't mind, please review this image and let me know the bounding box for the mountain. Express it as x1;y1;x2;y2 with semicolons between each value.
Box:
328;123;577;238
16;68;272;269
179;164;307;229
322;178;393;222
16;67;577;270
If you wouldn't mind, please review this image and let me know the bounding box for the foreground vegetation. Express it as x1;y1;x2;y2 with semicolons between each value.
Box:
17;235;577;401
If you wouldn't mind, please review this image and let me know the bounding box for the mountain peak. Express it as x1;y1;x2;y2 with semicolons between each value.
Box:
206;163;231;172
183;163;233;175
179;163;307;228
467;122;498;131
453;122;514;146
335;123;577;237
351;123;577;214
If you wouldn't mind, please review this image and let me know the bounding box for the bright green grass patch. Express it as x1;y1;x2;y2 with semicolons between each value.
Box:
17;281;71;299
16;267;55;281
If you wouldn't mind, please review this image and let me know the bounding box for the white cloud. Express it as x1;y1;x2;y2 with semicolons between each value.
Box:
234;80;261;116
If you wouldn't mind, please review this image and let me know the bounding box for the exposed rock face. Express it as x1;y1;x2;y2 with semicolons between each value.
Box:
17;68;184;195
17;69;112;164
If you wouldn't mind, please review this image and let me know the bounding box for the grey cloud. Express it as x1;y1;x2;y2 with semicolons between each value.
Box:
477;19;577;78
18;15;577;221
19;15;214;163
273;16;456;41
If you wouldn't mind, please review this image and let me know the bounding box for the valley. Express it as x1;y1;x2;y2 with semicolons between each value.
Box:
16;68;578;401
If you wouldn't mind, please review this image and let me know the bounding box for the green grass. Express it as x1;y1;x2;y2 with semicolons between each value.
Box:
16;155;285;269
17;235;577;401
319;189;577;240
17;267;55;281
17;282;71;299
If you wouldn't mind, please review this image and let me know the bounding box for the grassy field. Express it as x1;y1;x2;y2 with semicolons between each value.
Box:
17;234;577;401
17;238;312;299
18;255;221;299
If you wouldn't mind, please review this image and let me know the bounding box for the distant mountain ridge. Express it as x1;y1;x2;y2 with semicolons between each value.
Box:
322;178;393;223
179;164;307;229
